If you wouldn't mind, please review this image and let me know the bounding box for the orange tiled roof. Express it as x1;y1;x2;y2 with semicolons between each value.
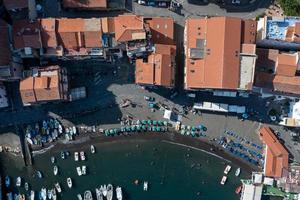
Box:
256;48;279;71
13;20;42;49
0;20;11;67
259;127;289;178
63;0;107;9
3;0;28;10
185;17;256;90
135;44;176;87
144;17;174;45
19;66;62;104
40;18;58;48
114;15;145;42
276;53;297;77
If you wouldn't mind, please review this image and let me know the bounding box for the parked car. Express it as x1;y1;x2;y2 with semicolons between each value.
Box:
138;0;146;5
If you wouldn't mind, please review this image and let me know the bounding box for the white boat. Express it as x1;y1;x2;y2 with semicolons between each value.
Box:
106;184;113;200
143;181;148;191
77;167;82;176
73;126;77;135
80;151;85;161
51;156;55;164
61;151;65;159
116;186;122;200
55;183;62;193
30;190;35;200
37;171;43;179
224;165;231;175
52;189;57;200
67;177;72;188
54;166;58;176
82;165;87;175
220;176;227;185
77;194;83;200
90;145;95;154
102;185;107;197
96;188;103;200
25;182;29;191
41;188;47;200
74;152;79;161
84;190;93;200
47;189;52;199
16;177;21;187
235;168;241;177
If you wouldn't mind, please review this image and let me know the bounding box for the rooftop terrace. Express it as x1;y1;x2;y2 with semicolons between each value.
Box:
266;17;300;40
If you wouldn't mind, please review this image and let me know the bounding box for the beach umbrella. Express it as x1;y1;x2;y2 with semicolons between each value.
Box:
131;126;136;132
121;127;125;132
126;127;131;132
163;121;168;126
157;127;161;132
191;131;196;137
147;120;152;125
109;129;114;135
158;121;163;126
187;126;191;131
191;127;197;131
153;121;157;126
142;120;147;125
186;131;190;136
181;130;185;135
142;125;147;131
136;120;141;125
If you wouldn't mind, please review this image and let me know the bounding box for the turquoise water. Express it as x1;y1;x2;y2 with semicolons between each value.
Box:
1;139;248;200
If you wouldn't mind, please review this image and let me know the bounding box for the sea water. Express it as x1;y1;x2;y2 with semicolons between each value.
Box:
0;139;247;200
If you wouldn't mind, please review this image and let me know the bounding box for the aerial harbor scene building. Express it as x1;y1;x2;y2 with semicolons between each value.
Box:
1;0;300;199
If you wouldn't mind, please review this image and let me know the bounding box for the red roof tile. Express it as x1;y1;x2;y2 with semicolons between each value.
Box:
40;18;57;48
276;53;297;77
145;17;174;45
259;127;289;178
63;0;107;9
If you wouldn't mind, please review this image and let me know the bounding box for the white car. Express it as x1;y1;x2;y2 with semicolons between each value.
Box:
138;0;146;5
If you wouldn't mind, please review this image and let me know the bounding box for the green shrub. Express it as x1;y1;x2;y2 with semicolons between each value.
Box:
279;0;300;16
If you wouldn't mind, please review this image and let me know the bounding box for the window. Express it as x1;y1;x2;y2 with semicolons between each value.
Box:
190;70;195;73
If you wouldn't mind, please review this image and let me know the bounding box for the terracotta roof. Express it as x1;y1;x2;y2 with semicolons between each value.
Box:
285;26;294;42
40;18;57;48
135;44;176;87
276;53;298;77
3;0;28;10
57;18;102;49
185;17;256;90
241;19;257;44
0;20;11;67
19;66;62;104
241;44;256;54
256;48;279;72
101;17;115;33
273;75;300;94
13;20;42;49
63;0;107;9
114;15;145;42
258;126;289;178
144;17;174;45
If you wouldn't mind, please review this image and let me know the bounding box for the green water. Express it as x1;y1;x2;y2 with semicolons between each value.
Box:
1;139;248;200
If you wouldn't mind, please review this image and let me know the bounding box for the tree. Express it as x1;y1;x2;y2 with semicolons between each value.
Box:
279;0;300;16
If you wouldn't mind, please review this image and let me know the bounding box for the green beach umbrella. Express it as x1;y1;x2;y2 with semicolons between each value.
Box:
191;131;196;137
158;121;163;126
153;120;157;126
142;120;147;125
163;121;168;126
147;120;152;125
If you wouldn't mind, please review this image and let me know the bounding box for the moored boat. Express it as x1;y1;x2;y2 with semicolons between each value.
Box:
37;171;43;179
55;183;62;193
52;189;57;200
102;185;107;197
82;166;87;175
30;190;35;200
90;145;95;154
47;189;52;199
95;188;103;200
7;192;13;200
220;176;227;185
5;176;10;188
235;185;242;194
74;152;79;161
106;184;113;200
16;177;21;187
143;182;148;191
54;166;58;176
235;168;241;177
80;151;85;161
51;156;55;164
41;188;47;200
84;190;93;200
224;165;231;175
116;186;122;200
61;151;65;159
25;182;29;191
67;177;72;188
77;194;83;200
76;167;82;176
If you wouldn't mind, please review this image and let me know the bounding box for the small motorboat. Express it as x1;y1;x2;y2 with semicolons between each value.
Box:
52;189;57;200
41;188;47;200
51;156;55;164
107;184;113;200
73;126;77;135
25;182;29;191
143;182;148;191
65;151;70;156
235;168;241;177
90;145;95;154
74;152;79;161
102;185;107;197
235;185;242;194
16;177;21;187
77;167;82;176
55;183;62;193
80;151;85;161
61;151;65;160
30;190;35;200
77;194;83;200
224;165;231;175
84;190;93;200
67;177;72;188
5;176;10;188
37;171;43;179
54;166;58;176
220;176;227;185
116;186;122;200
82;165;87;175
96;188;103;200
47;189;52;199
